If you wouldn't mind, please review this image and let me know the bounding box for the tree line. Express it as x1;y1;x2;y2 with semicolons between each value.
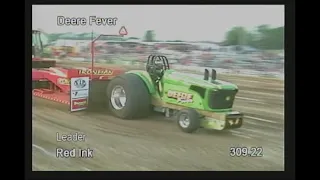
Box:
142;26;284;50
223;25;284;50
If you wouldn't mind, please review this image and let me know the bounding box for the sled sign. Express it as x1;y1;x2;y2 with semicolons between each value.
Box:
70;77;89;112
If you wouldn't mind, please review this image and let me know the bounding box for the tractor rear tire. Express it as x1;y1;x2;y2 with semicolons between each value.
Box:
177;108;200;133
107;74;151;119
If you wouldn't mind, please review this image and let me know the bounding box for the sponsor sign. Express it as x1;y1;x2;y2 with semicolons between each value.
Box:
71;77;89;91
167;90;193;103
70;77;89;112
71;98;88;111
78;69;113;76
71;90;89;99
57;78;70;85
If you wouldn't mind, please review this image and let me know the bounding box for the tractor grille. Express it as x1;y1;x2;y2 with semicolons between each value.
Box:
208;89;237;109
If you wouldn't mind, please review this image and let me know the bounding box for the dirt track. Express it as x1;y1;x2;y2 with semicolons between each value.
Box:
32;62;284;171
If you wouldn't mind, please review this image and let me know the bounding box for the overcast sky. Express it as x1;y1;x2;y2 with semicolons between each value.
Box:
32;5;284;42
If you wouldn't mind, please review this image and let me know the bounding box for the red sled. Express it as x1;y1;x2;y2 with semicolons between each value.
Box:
32;30;126;112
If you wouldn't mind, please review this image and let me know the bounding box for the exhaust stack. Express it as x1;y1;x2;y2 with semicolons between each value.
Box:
211;69;217;80
204;69;209;80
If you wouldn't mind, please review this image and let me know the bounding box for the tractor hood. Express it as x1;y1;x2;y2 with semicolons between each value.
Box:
165;70;238;90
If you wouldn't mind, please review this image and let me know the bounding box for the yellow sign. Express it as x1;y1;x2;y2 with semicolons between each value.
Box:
78;69;113;75
57;78;70;85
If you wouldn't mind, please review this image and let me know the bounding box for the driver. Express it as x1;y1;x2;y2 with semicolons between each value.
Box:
154;58;164;78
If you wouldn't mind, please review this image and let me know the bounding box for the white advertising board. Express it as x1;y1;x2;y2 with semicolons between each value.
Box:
70;77;90;112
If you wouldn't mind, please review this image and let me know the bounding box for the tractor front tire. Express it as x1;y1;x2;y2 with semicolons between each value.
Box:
107;74;151;119
177;109;200;133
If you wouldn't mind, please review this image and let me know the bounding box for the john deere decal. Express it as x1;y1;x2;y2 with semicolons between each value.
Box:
167;90;193;103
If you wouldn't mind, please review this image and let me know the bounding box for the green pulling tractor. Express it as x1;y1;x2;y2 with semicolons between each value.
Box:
106;55;243;133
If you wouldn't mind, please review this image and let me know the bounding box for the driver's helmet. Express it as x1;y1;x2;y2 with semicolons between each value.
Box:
154;58;164;70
